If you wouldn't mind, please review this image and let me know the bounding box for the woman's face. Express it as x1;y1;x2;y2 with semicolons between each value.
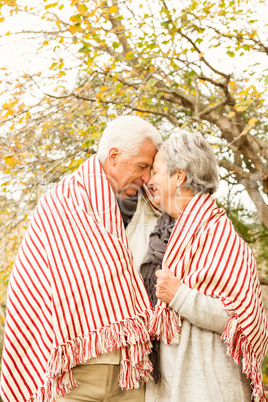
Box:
149;152;178;215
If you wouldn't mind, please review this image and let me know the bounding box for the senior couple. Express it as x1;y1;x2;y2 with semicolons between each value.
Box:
1;116;267;402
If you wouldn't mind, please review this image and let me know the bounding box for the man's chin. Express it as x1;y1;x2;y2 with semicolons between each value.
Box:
116;184;141;198
125;188;140;197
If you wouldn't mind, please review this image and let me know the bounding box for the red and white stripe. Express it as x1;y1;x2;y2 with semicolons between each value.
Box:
1;155;156;402
150;192;268;402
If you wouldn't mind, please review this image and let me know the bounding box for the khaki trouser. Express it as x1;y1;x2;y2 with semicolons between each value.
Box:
58;364;145;402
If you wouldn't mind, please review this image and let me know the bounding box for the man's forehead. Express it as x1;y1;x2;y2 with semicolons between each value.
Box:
135;155;154;165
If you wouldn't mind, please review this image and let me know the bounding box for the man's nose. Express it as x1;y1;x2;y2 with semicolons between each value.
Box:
142;168;151;184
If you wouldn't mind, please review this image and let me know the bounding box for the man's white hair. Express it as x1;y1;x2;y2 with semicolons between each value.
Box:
159;129;219;195
97;115;162;164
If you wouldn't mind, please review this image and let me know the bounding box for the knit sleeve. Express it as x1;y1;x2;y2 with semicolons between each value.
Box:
169;283;229;334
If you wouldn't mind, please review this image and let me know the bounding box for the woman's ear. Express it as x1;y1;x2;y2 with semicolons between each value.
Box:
176;170;186;186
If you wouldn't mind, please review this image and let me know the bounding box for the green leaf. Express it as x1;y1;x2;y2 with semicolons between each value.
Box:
79;43;90;54
125;51;134;60
77;4;88;16
112;41;120;49
227;50;235;57
70;14;81;23
148;78;157;87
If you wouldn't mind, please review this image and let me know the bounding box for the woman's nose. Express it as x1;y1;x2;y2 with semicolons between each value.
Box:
148;174;154;188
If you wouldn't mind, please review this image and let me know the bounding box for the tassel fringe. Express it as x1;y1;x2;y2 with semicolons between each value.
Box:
222;309;267;402
28;371;79;402
149;305;181;344
27;310;153;402
119;355;153;389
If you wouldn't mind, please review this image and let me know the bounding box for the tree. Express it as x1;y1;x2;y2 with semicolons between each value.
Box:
0;0;268;288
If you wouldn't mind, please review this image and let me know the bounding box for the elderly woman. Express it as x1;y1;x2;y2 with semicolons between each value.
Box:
141;130;268;402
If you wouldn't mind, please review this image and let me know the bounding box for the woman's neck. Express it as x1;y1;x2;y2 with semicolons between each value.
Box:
169;189;195;220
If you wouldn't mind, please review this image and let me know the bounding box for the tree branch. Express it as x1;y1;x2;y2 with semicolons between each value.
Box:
218;159;260;181
177;28;230;79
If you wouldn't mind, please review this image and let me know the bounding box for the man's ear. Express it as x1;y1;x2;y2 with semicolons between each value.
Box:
176;170;186;186
108;148;120;166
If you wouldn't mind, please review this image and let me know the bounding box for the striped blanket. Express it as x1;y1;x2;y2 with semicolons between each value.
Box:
150;192;268;402
0;155;158;402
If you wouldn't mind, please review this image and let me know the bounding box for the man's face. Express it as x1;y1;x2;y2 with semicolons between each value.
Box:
108;140;157;197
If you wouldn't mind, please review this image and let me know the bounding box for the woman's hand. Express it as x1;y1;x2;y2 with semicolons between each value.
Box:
155;267;181;304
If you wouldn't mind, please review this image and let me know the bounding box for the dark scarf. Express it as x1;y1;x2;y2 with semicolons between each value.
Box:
140;212;175;383
116;193;139;227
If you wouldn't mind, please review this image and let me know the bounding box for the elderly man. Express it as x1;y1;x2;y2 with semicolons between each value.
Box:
0;116;162;402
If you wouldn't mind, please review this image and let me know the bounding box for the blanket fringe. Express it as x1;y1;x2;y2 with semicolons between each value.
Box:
119;355;153;389
29;371;79;402
149;305;181;344
222;314;267;402
28;310;153;402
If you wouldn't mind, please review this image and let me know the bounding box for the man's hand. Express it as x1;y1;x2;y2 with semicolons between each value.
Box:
155;267;181;304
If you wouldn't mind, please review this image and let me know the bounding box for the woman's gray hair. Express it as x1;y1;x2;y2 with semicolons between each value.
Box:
97;115;162;164
159;129;219;195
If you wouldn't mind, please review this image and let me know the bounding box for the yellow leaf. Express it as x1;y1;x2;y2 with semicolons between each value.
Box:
100;85;108;91
235;105;248;112
227;111;235;118
78;4;88;16
44;2;57;9
3;101;16;110
59;4;64;10
125;51;133;60
69;24;82;34
3;155;16;167
3;154;15;159
43;40;49;45
109;5;118;13
0;17;5;23
248;117;258;125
